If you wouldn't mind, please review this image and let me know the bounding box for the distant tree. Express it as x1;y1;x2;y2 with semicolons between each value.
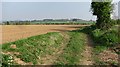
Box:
91;0;113;30
6;21;10;25
72;19;78;22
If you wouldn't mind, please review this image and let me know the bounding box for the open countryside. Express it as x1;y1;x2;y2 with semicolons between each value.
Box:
2;25;89;44
1;1;120;66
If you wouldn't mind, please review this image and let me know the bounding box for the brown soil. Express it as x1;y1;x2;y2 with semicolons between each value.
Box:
80;35;94;65
1;25;88;44
14;57;33;65
2;51;20;55
98;49;119;65
10;44;17;49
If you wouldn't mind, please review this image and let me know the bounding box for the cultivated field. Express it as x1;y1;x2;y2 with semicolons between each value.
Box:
1;25;88;44
2;25;119;65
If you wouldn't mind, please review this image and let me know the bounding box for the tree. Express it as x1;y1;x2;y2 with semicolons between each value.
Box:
117;19;120;24
6;21;10;25
91;0;113;30
72;19;78;22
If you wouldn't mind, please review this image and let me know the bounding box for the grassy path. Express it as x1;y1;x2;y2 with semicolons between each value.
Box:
2;26;119;66
38;32;70;64
2;30;95;65
38;31;95;65
54;32;89;65
80;35;94;65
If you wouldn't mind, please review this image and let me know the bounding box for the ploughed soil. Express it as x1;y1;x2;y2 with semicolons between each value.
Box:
1;25;89;44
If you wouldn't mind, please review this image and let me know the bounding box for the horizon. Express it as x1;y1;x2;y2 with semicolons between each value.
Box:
2;18;95;22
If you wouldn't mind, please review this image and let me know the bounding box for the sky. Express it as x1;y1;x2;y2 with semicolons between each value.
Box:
118;1;120;19
2;2;98;21
1;0;120;21
1;0;120;2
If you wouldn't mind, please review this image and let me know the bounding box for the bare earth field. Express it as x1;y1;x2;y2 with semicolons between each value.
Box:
1;25;88;44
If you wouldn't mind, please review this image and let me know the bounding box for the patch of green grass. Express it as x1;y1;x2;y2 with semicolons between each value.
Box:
93;46;107;55
2;32;64;65
98;30;119;47
55;32;86;65
80;25;119;65
81;25;119;47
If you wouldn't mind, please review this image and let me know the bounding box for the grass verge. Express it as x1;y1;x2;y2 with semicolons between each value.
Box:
2;32;64;65
55;31;87;65
80;25;119;65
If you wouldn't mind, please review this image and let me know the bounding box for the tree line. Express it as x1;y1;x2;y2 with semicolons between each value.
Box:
2;19;94;25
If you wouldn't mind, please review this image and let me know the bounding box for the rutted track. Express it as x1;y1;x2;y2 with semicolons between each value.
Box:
1;25;88;44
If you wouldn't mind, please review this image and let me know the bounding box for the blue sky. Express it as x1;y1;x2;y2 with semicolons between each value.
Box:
118;1;120;18
1;0;120;2
2;2;97;21
1;0;120;21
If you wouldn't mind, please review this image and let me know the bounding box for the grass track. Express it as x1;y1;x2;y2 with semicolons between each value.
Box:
55;32;87;65
2;29;88;65
2;25;119;66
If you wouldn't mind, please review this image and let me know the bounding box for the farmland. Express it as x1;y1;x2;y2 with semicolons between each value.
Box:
1;24;119;66
2;24;97;65
1;1;120;66
1;25;89;44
